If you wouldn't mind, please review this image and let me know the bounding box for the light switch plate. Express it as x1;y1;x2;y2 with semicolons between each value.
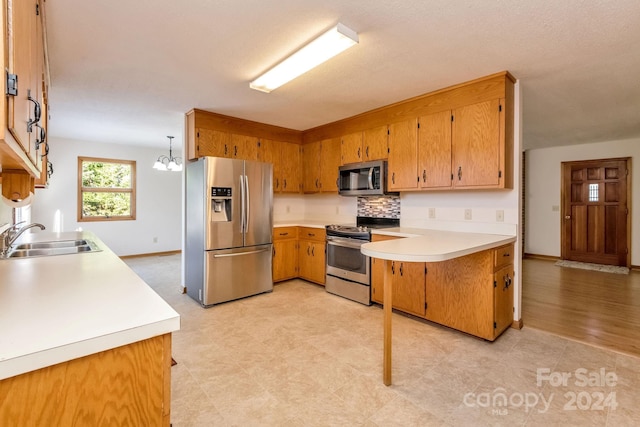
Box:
496;210;504;222
464;209;472;220
428;208;436;219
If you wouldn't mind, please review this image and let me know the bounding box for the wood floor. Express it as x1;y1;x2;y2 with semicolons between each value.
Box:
522;258;640;357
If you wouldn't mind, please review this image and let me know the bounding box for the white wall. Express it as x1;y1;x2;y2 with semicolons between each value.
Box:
525;137;639;266
30;137;182;256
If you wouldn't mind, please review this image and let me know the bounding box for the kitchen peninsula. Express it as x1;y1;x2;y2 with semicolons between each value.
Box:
362;229;516;386
0;231;180;426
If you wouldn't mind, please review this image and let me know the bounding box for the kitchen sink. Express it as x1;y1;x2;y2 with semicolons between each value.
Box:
5;239;102;259
14;239;91;250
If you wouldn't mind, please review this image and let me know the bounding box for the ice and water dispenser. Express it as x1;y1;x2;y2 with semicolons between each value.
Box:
210;187;232;222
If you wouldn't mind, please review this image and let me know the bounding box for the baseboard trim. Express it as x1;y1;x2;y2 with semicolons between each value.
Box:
120;250;181;259
632;265;640;271
523;253;560;261
511;318;524;330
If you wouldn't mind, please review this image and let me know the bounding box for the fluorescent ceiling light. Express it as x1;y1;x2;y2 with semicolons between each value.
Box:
250;23;359;93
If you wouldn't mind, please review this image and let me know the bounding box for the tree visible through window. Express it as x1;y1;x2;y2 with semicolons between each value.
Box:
78;157;136;221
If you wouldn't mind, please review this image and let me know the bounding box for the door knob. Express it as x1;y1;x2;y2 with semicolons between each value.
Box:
564;215;571;219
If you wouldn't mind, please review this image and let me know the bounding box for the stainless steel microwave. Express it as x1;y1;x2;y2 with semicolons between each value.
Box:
337;160;397;196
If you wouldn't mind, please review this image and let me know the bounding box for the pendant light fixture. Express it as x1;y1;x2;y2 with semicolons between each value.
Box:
250;23;359;93
153;136;182;172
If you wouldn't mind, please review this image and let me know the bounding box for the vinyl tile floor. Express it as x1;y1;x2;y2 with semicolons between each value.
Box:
124;255;640;426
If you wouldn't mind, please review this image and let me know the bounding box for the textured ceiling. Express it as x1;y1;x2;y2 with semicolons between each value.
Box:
45;0;640;150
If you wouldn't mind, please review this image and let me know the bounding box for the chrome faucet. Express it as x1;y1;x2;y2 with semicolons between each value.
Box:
1;222;46;256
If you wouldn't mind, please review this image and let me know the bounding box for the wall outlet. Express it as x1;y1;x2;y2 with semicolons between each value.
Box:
496;210;504;222
464;209;472;220
335;206;339;214
428;208;436;219
153;237;158;243
286;205;290;213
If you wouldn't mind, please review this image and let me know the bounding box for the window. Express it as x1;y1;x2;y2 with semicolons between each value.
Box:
78;157;136;221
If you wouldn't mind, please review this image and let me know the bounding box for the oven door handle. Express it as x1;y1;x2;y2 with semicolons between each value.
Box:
327;237;365;249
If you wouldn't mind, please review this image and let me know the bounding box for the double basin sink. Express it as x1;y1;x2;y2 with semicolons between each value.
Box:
5;239;101;259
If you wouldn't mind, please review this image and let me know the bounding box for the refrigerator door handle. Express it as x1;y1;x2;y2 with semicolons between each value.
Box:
239;174;246;233
244;174;250;232
213;248;271;258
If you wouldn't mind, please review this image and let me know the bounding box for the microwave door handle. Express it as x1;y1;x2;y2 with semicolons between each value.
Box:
368;167;374;190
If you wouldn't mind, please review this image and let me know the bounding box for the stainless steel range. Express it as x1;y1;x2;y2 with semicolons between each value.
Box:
325;217;399;305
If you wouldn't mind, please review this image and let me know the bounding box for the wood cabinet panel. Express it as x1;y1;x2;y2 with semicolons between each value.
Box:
371;234;400;304
363;125;389;161
341;131;363;165
273;239;298;282
418;110;452;189
280;141;301;193
392;261;426;317
196;128;229;158
302;141;321;193
229;134;259;160
494;264;514;335
452;99;501;188
320;137;340;192
388;118;418;190
425;251;495;340
298;240;325;285
0;334;172;426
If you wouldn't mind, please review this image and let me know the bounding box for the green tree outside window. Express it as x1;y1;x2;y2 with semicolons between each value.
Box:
78;157;136;221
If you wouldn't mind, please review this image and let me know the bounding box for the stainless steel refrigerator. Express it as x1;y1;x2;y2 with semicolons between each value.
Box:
185;157;273;307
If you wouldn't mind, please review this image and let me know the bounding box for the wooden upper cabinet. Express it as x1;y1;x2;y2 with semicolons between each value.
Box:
320;137;340;192
452;99;502;188
279;142;301;193
341;132;363;165
363;124;388;161
302;141;321;193
418;110;452;189
229;134;259;160
388;118;418;190
194;128;229;158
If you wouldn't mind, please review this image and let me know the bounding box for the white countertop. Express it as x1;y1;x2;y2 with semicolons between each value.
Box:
362;228;516;262
273;220;328;229
0;231;180;380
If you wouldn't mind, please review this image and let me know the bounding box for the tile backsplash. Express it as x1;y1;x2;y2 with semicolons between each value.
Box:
357;196;400;218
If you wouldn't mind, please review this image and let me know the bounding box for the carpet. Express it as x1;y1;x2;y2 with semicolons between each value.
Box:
555;260;629;275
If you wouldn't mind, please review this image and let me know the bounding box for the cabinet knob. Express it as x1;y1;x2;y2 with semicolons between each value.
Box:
564;215;571;220
457;166;462;181
422;170;426;182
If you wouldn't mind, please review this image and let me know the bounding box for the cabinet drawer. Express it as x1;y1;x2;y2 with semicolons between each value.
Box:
494;244;514;270
298;227;325;242
273;226;298;240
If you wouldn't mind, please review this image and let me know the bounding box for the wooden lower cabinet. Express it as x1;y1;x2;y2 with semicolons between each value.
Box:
273;227;298;282
273;227;326;285
298;240;326;285
0;334;172;426
371;235;514;341
371;235;426;317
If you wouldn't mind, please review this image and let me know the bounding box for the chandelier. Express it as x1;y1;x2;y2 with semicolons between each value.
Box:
153;136;182;171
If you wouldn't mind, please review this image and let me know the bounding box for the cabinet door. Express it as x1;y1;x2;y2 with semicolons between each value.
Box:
363;125;388;161
273;240;298;282
197;128;229;158
280;142;301;193
320;137;341;192
388;118;418;190
341;132;363;165
393;261;426;317
418;110;452;189
452;99;501;188
425;251;494;340
230;134;259;160
494;265;514;336
298;240;325;285
371;234;399;304
7;0;38;159
301;141;321;193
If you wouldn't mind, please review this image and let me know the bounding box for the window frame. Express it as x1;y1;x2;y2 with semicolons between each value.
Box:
77;156;137;222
